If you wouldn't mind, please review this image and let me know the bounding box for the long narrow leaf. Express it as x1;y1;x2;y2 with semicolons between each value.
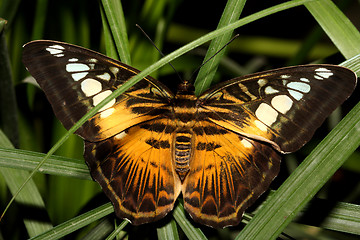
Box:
29;203;116;240
194;0;246;95
305;0;360;59
101;0;131;64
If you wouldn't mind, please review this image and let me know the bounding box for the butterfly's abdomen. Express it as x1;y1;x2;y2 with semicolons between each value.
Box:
174;130;193;181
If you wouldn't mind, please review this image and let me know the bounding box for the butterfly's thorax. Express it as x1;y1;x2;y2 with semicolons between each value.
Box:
172;81;198;180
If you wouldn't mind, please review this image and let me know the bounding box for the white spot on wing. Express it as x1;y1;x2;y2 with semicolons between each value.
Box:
254;120;268;132
68;58;78;62
315;68;333;79
265;86;279;94
281;75;290;79
258;79;267;87
300;77;309;82
271;95;293;114
287;82;311;93
97;72;111;81
255;103;278;126
92;90;115;111
100;107;115;118
241;139;253;149
72;72;87;81
288;89;303;101
114;131;127;140
66;63;90;72
46;45;65;56
81;78;102;96
110;67;119;75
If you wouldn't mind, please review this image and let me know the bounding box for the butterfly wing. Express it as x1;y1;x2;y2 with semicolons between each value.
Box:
22;40;174;142
198;65;357;153
182;121;281;228
85;118;181;224
23;40;180;224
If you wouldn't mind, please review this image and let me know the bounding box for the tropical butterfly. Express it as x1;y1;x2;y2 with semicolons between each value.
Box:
22;40;357;228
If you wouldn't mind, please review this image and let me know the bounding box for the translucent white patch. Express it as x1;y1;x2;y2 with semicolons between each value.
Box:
97;72;111;81
66;63;90;72
281;74;290;79
254;120;268;132
54;54;64;58
81;78;102;97
68;58;78;62
271;95;293;114
92;90;115;111
114;131;127;140
46;45;65;55
258;79;267;87
287;82;311;93
265;86;279;94
315;68;333;79
110;67;119;75
288;89;303;101
300;77;309;82
72;72;88;81
241;139;253;149
100;107;115;118
255;103;278;126
89;58;98;63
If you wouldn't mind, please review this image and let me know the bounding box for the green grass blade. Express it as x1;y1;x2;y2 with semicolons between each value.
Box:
100;4;118;60
0;130;52;236
305;0;360;59
194;0;246;95
0;0;21;25
29;203;116;240
237;72;360;239
0;28;19;147
157;219;179;240
0;148;90;180
104;220;128;240
100;0;131;64
30;0;48;39
172;203;207;240
319;202;360;235
296;200;360;235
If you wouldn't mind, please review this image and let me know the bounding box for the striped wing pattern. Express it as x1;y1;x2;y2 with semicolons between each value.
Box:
84;118;181;225
22;40;357;228
183;120;281;227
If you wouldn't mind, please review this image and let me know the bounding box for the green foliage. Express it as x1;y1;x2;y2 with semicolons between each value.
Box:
0;0;359;239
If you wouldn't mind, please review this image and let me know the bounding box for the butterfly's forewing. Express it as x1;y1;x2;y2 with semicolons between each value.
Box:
182;121;281;228
198;65;357;153
84;118;181;225
22;40;174;141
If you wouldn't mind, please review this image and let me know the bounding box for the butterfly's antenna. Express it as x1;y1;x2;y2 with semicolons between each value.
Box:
189;34;240;80
136;24;183;82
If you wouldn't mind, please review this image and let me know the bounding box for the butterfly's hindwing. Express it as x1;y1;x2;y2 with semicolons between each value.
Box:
182;120;281;228
22;41;174;141
84;118;181;225
199;65;357;153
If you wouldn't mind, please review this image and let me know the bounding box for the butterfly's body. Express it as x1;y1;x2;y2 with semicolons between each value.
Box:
22;40;357;228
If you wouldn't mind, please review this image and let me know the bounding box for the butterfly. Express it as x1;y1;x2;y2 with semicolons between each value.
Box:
22;40;357;228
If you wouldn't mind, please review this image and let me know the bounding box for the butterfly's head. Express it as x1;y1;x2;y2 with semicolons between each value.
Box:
177;80;195;94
